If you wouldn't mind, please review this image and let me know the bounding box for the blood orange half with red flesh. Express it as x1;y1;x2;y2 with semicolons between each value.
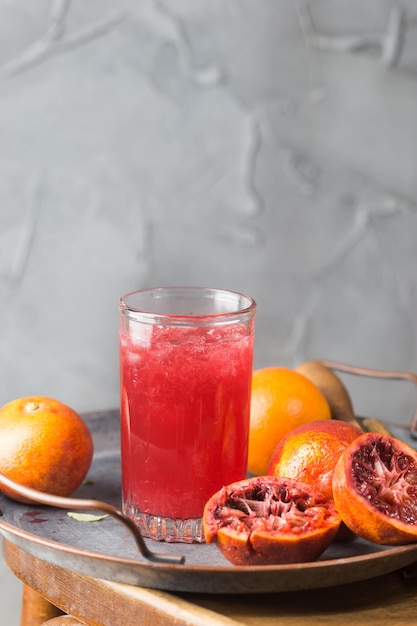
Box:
332;432;417;545
203;475;341;566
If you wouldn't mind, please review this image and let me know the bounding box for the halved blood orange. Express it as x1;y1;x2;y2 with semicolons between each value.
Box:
203;475;341;566
332;432;417;545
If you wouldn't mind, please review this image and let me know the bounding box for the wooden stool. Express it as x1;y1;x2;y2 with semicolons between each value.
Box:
4;537;417;626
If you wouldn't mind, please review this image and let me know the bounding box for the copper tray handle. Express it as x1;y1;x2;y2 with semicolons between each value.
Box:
318;359;417;439
0;471;185;566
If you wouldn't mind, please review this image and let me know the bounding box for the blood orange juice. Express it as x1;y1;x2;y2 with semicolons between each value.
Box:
119;287;256;543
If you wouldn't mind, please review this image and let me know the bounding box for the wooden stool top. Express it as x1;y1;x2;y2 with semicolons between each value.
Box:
4;538;417;626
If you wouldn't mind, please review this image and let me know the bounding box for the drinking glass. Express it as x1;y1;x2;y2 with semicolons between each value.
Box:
119;287;256;542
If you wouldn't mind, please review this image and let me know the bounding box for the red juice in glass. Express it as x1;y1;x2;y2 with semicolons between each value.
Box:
119;287;256;543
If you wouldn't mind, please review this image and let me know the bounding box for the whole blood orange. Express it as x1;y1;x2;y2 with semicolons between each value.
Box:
267;420;363;499
203;475;341;565
332;432;417;545
0;396;93;502
248;367;331;475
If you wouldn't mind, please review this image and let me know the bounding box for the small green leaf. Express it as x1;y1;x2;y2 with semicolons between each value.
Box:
67;512;108;522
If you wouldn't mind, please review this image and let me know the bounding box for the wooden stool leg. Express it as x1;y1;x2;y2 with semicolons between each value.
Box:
20;584;64;626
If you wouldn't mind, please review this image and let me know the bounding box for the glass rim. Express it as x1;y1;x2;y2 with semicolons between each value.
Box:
119;286;256;324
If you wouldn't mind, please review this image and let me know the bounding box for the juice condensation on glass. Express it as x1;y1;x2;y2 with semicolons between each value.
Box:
120;323;253;522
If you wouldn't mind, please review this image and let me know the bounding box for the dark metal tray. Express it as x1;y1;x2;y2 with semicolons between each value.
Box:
2;407;417;594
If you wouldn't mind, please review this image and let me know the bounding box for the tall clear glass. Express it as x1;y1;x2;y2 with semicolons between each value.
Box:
119;287;256;543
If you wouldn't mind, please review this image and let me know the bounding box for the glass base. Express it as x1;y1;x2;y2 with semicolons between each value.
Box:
123;502;205;543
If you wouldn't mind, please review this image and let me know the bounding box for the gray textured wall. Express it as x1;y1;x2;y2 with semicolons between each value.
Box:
1;0;416;425
1;1;417;423
1;1;417;620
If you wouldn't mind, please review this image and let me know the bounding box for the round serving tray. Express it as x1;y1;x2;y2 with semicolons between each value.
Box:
1;409;417;595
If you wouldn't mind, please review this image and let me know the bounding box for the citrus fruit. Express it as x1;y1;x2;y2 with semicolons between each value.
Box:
248;367;331;475
295;360;357;425
267;419;363;499
0;396;93;502
332;432;417;545
203;475;341;565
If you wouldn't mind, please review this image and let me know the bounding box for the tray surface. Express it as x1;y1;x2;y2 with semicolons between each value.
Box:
1;409;417;594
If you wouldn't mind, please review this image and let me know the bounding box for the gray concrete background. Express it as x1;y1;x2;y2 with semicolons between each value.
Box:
1;1;417;622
